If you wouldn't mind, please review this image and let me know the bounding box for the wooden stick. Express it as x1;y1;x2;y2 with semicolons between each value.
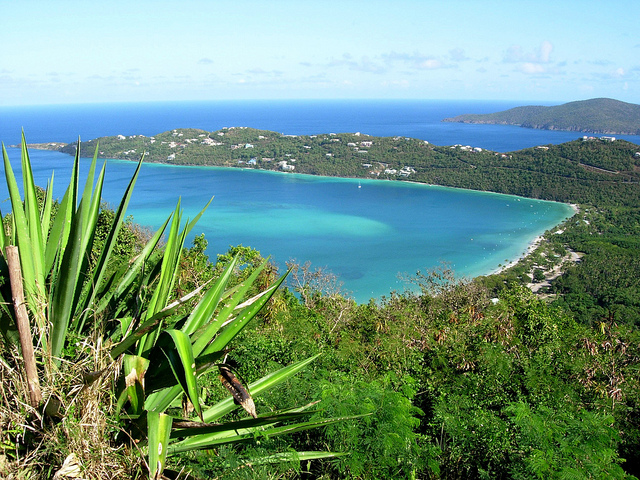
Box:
5;246;42;407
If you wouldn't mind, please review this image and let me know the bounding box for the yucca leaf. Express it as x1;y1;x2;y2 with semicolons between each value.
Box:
2;144;43;324
39;175;54;243
75;157;143;324
140;350;224;394
0;206;7;252
19;134;46;295
77;150;105;264
202;354;321;423
44;184;72;274
110;304;188;360
145;201;183;321
46;140;80;286
139;203;185;356
201;271;288;358
71;155;107;332
143;197;213;327
219;364;257;418
169;411;314;439
182;196;214;238
180;255;238;337
49;199;86;359
147;412;172;480
144;351;226;414
145;325;306;417
144;385;183;414
95;214;170;317
169;414;361;454
190;259;270;357
78;146;100;242
120;354;150;415
162;329;202;420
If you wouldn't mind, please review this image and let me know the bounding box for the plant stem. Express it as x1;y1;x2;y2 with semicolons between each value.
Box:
5;245;42;407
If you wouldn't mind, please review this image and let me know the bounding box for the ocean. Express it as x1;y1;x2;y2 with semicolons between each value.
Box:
1;100;622;301
3;99;640;152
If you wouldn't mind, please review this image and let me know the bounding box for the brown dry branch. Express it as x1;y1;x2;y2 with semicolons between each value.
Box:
5;246;42;407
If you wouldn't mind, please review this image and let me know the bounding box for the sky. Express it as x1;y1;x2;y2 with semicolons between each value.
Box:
2;0;639;106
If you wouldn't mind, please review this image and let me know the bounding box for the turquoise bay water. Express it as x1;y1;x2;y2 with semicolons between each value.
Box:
1;148;574;302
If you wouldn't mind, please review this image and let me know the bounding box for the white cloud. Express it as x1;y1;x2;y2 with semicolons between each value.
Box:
539;41;553;63
613;67;625;77
326;54;387;74
381;79;410;88
521;63;547;74
418;59;444;70
504;41;553;64
382;51;450;70
503;41;562;76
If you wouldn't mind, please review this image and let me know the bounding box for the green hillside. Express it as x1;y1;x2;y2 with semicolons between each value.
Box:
38;127;640;206
442;98;640;135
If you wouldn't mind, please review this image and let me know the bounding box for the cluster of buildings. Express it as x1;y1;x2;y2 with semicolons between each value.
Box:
582;136;616;142
451;144;483;153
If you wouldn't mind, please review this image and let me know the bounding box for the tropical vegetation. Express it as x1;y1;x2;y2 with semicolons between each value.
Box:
2;129;640;479
0;138;352;479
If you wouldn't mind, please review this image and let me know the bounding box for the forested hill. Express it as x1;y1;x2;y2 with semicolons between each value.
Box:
34;127;640;206
442;98;640;135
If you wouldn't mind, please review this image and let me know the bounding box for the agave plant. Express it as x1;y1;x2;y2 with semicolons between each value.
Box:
0;137;353;479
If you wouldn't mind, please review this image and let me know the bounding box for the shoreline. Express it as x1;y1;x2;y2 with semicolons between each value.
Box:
489;203;579;277
14;143;581;288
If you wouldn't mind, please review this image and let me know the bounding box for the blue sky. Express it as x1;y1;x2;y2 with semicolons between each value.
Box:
2;0;639;106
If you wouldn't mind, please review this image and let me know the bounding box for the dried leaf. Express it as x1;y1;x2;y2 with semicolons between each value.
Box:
53;453;85;479
219;364;257;418
125;367;140;388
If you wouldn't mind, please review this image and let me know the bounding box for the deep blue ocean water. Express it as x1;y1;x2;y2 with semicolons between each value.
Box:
3;99;639;152
0;100;616;301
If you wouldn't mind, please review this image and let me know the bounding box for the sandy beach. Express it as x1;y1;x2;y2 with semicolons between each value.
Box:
490;203;579;277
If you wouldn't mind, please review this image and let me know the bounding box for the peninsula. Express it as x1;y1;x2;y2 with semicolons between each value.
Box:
442;98;640;135
26;127;640;207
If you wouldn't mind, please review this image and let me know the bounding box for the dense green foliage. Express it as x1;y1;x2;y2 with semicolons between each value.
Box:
7;128;640;478
171;252;640;479
443;98;640;135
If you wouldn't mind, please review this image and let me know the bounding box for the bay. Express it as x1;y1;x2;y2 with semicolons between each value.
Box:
1;147;574;302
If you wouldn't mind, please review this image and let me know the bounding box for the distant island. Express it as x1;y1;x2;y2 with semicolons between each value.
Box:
442;98;640;135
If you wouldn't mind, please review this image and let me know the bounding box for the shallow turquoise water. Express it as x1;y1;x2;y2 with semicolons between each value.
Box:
1;148;575;302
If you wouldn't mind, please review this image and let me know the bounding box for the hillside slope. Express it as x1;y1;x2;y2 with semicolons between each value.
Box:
442;98;640;135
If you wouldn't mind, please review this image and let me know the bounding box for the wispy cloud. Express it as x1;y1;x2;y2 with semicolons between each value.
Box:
449;48;469;62
327;54;387;74
246;68;284;77
504;41;553;64
588;59;615;66
381;79;410;88
613;67;625;78
503;41;562;75
382;51;451;70
198;58;214;65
